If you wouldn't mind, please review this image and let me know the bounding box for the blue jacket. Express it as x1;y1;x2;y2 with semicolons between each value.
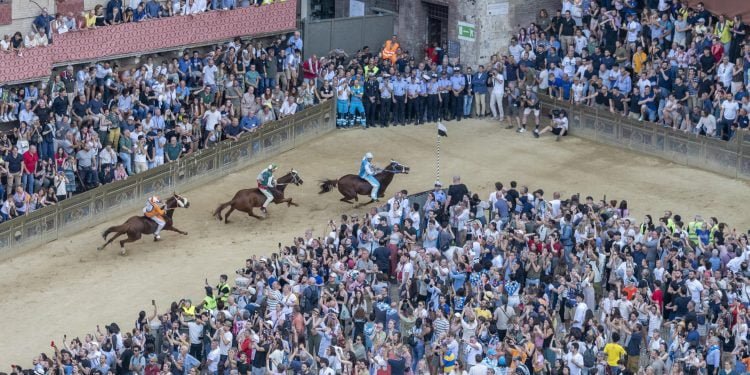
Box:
472;72;488;94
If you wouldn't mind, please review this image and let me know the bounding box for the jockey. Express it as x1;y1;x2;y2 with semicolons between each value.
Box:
358;152;380;202
143;195;166;240
257;164;278;213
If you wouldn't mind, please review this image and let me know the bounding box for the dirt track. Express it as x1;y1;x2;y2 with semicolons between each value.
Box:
1;118;748;366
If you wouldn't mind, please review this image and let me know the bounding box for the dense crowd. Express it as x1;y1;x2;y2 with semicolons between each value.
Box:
11;178;750;375
0;0;284;56
327;0;750;141
0;30;317;222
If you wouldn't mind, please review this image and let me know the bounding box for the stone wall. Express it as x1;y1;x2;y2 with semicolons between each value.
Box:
396;0;559;67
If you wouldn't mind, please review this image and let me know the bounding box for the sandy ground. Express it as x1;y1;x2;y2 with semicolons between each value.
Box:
2;118;749;366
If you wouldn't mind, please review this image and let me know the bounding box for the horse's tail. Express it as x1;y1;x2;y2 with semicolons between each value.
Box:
102;224;128;240
213;200;233;220
318;179;338;194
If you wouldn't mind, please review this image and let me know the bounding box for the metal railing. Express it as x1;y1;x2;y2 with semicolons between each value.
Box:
0;100;334;259
540;95;750;180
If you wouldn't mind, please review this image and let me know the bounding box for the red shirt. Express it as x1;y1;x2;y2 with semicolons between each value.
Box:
651;288;664;310
22;151;38;173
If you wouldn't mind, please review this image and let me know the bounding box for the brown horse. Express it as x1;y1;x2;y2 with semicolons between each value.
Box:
318;160;410;204
97;193;191;255
213;169;304;223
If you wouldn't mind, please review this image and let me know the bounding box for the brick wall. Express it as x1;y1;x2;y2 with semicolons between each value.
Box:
0;0;297;83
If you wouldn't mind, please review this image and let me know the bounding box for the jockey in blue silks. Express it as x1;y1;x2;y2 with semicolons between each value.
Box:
358;152;380;202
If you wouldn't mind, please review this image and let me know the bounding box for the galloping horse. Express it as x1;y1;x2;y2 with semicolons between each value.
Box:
318;160;410;204
98;193;190;255
213;169;304;223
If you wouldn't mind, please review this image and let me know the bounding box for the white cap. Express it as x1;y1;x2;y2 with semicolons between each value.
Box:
365;152;373;159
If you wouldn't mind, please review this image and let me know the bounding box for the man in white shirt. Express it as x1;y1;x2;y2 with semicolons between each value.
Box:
564;342;585;375
489;69;505;121
716;56;734;89
719;93;739;140
203;104;222;134
572;293;587;330
206;340;220;375
465;337;483;366
202;58;218;89
534;109;569;141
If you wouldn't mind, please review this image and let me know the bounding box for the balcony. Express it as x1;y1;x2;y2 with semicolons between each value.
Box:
0;0;297;84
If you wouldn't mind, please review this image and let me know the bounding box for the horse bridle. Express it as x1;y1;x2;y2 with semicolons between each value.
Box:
275;171;302;186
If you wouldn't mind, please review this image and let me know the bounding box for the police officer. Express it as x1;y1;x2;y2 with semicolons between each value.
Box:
417;74;429;125
450;67;466;122
406;76;420;124
392;72;407;126
364;74;380;127
427;74;440;123
379;73;393;127
438;71;451;121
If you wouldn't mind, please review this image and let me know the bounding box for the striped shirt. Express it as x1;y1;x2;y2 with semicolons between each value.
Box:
266;289;282;312
433;317;449;340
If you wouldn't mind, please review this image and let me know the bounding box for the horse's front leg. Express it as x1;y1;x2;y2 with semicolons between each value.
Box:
276;198;298;207
165;225;189;235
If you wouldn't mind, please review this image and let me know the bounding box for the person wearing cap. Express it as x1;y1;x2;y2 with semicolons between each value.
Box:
392;72;407;125
364;74;379;127
450;68;466;121
426;74;440;123
378;73;393;127
406;75;420;124
256;164;278;214
359;152;380;202
416;73;429;124
438;71;451;121
348;78;366;127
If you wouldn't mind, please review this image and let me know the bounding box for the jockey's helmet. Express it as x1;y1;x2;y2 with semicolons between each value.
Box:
269;164;278;171
365;152;373;160
150;196;160;204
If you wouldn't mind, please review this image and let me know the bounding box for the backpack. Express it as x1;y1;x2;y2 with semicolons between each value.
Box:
583;343;596;369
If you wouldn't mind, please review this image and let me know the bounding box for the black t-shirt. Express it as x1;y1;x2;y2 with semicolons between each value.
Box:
388;357;407;375
630;94;642;113
560;18;576;36
595;90;609;106
699;54;715;74
673;84;688;101
447;183;469;207
252;344;269;367
72;101;89;117
505;189;519;211
6;153;23;173
698;77;713;97
609;92;625;111
35;106;52;125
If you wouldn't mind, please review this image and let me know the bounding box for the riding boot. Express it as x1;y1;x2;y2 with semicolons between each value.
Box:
261;207;268;214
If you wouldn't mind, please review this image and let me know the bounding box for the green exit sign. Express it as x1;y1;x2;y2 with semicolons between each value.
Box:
458;21;475;41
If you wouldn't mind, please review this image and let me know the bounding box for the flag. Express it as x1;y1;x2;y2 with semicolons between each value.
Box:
437;122;448;137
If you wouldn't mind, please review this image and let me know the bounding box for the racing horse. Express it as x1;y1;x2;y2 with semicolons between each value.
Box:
318;160;410;204
213;169;304;223
97;193;191;255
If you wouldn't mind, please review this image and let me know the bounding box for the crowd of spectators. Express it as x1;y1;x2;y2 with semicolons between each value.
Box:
0;0;285;56
11;177;750;375
510;0;750;141
0;29;313;222
326;0;750;141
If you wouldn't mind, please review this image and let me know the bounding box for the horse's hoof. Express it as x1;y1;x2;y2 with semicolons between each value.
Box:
183;232;189;235
97;246;103;251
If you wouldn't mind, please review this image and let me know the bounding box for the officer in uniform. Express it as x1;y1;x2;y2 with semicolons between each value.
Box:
450;67;466;121
438;71;452;121
427;74;440;123
417;74;429;125
406;76;420;124
379;73;393;127
349;79;366;127
364;74;380;127
392;72;407;126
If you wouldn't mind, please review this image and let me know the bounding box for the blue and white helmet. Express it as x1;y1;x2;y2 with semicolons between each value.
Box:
365;152;373;159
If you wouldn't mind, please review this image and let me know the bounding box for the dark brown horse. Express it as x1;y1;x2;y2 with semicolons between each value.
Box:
213;170;304;223
318;160;410;204
97;193;191;255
